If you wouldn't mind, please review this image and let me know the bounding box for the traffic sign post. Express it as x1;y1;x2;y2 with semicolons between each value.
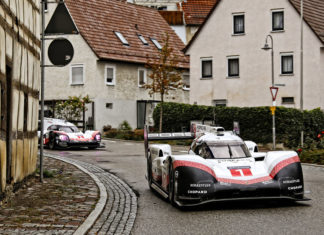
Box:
269;86;279;150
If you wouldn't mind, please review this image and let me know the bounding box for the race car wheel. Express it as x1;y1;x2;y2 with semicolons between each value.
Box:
48;133;56;150
147;154;153;190
168;160;176;206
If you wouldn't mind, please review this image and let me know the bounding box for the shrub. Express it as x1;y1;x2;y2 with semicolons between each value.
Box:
153;102;324;148
104;128;118;138
103;125;112;132
118;120;132;131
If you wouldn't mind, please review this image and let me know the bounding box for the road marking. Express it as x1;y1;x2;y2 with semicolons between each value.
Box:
106;140;116;143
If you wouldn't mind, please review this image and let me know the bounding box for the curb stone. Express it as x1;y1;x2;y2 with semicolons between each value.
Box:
44;153;137;235
45;154;107;235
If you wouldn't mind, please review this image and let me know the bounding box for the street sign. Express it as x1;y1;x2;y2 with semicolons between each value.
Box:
48;38;74;66
270;106;276;115
270;86;279;101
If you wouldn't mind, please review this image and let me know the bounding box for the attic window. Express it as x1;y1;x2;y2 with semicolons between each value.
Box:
115;31;129;46
138;35;148;45
151;38;162;50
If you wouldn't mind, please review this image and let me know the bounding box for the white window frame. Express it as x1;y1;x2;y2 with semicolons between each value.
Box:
200;57;213;79
151;38;162;50
138;67;147;87
213;99;227;107
138;34;148;45
232;13;245;35
227;56;240;78
280;53;294;75
271;9;284;32
105;64;116;86
70;64;85;85
182;73;190;91
114;31;129;46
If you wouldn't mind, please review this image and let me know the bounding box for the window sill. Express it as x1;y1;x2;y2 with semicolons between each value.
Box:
106;83;115;86
200;77;213;80
271;30;285;33
70;83;84;86
138;85;146;88
226;76;240;79
183;87;190;91
280;73;294;77
232;33;245;36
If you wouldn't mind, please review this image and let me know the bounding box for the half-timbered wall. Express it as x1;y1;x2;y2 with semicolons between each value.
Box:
0;0;40;192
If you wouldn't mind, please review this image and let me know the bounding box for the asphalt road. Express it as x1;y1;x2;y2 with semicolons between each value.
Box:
45;139;324;235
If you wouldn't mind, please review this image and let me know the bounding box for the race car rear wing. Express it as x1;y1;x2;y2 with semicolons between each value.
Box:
144;125;195;159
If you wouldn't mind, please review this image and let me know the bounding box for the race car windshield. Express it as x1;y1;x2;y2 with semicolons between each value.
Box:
209;144;251;159
59;126;79;133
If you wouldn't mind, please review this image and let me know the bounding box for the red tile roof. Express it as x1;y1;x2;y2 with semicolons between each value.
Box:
64;0;189;68
289;0;324;44
180;0;218;26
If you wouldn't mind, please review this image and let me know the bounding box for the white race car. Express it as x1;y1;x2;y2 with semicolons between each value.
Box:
144;124;309;207
40;118;101;150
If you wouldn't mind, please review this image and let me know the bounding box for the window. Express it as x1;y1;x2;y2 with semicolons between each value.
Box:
106;103;113;109
70;65;84;85
182;74;190;90
233;14;245;34
272;11;284;31
201;58;212;78
138;68;146;87
213;99;227;107
281;54;293;74
228;57;239;77
114;31;129;46
282;97;294;104
105;65;115;85
44;0;48;12
138;35;148;45
151;38;162;50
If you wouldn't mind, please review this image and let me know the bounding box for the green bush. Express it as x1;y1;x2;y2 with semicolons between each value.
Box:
299;149;324;165
153;102;324;148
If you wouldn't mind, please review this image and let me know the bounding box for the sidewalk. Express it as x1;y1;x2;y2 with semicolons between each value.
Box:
0;154;137;235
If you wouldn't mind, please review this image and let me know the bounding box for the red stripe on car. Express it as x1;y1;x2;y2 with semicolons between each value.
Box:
173;155;300;185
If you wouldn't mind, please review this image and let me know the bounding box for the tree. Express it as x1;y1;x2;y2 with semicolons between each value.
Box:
144;33;183;132
55;95;91;121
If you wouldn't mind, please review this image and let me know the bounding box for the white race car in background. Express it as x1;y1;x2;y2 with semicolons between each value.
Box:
39;118;101;150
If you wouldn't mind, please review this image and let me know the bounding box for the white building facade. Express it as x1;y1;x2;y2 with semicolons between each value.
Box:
185;0;324;110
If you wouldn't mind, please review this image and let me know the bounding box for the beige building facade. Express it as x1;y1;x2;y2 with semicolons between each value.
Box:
185;0;324;110
0;0;40;193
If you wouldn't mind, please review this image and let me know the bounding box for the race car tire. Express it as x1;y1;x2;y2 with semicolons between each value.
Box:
49;133;56;150
168;160;176;206
147;153;153;190
49;139;56;150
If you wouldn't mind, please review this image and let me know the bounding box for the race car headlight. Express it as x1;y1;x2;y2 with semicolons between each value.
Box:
95;134;101;141
59;135;69;142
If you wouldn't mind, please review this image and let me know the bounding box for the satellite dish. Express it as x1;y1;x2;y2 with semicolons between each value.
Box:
48;38;74;66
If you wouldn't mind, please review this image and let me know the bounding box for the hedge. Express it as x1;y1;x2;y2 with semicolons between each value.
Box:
153;102;324;148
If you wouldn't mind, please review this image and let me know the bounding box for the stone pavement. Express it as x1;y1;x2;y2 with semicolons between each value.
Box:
0;154;137;235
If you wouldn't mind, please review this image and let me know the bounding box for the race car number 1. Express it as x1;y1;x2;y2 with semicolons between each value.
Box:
229;168;252;177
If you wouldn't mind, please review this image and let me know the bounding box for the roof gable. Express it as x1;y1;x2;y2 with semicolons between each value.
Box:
289;0;324;44
64;0;189;68
184;0;324;52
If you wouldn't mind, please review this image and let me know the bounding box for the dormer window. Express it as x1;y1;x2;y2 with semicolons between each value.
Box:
151;38;162;50
138;35;148;45
114;31;129;46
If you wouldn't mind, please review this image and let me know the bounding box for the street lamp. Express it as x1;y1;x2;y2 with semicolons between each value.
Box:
262;34;276;150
